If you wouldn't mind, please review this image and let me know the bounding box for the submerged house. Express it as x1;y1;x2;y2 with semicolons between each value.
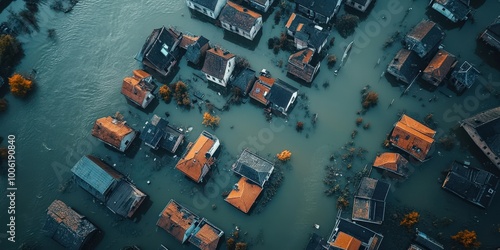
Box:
121;69;155;108
157;199;224;250
43;200;98;250
139;114;184;153
287;48;321;83
71;155;147;218
372;153;410;177
225;177;263;213
201;47;236;87
346;0;374;12
232;148;274;187
442;161;499;208
91;113;137;152
229;68;256;96
479;16;500;52
413;229;444;250
295;0;337;24
183;35;210;65
327;217;383;250
386;49;423;84
249;74;274;106
352;177;390;224
186;0;227;19
218;1;263;41
285;13;329;53
449;61;480;93
267;79;298;115
175;131;220;183
461;106;500;169
136;26;182;77
390;114;436;162
422;50;457;87
245;0;275;13
404;20;444;59
430;0;471;23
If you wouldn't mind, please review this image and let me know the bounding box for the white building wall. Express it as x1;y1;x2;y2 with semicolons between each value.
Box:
120;131;137;152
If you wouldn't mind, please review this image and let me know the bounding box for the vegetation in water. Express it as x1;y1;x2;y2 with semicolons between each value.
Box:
362;91;379;109
172;81;191;107
277;150;292;161
335;14;359;38
202;112;220;128
0;98;8;112
400;211;419;228
9;73;33;97
451;230;480;249
159;85;171;102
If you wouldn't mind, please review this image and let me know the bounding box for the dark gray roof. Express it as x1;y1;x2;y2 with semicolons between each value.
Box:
434;0;471;21
450;61;479;89
306;233;327;250
327;217;384;250
140;115;184;153
295;0;336;18
232;148;274;187
229;68;256;95
105;180;147;218
351;0;369;5
43;200;98;250
185;36;210;64
356;177;390;201
352;177;390;224
442;161;499;208
71;155;121;201
190;0;219;11
219;3;261;32
405;20;444;58
201;48;235;80
287;14;329;51
387;49;424;83
140;27;182;74
267;79;298;111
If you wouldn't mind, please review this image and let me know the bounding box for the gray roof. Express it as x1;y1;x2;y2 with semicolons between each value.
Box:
190;0;219;11
232;148;274;187
434;0;471;21
71;155;121;199
185;36;210;64
219;3;261;32
43;200;98;250
287;14;329;52
327;217;384;250
105;180;147;218
201;48;235;80
450;61;479;89
405;20;444;58
295;0;336;18
352;177;390;224
387;49;423;84
415;230;444;250
140;115;184;153
229;68;256;95
267;79;298;112
139;27;182;75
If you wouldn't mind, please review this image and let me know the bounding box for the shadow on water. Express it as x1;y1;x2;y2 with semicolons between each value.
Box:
475;41;500;71
424;8;467;31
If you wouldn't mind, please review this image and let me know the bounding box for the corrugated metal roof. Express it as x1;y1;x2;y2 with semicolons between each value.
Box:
71;156;118;196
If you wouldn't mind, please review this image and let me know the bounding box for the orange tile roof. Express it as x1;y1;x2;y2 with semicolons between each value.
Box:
373;153;399;171
226;1;261;19
176;132;217;182
121;77;148;106
225;177;263;213
297;23;304;31
257;75;275;86
249;81;271;105
92;116;135;149
291;48;314;64
180;34;199;49
207;47;235;60
285;13;296;29
156;200;197;242
390;115;435;161
331;232;362;250
193;224;221;250
352;198;371;220
132;69;150;79
423;50;457;83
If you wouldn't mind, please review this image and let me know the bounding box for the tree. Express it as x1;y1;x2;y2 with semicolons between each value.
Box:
0;34;23;76
235;242;247;250
173;81;190;107
159;85;171;102
9;73;33;97
451;230;480;248
202;112;220;128
400;211;419;228
336;14;360;38
277;150;291;161
362;91;378;109
0;98;7;112
327;55;337;69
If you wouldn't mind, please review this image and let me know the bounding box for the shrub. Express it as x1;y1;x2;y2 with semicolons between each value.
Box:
173;81;190;107
202;112;220;128
277;150;291;161
0;34;23;75
355;117;363;126
400;211;419;228
327;55;337;68
0;98;7;112
337;196;349;209
159;85;171;102
227;238;235;250
9;73;33;97
362;91;378;109
235;242;247;250
336;14;360;38
296;121;304;132
451;230;480;248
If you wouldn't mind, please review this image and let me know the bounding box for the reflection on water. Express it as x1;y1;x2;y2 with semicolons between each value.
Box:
0;0;499;249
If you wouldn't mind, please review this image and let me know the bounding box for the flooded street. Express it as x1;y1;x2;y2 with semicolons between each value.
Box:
0;0;499;249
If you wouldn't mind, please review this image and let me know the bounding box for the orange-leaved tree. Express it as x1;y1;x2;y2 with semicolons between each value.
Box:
277;150;291;161
400;211;419;228
9;73;33;97
159;85;171;102
451;230;480;249
202;112;220;128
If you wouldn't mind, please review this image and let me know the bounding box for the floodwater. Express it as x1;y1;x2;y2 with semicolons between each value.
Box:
0;0;499;249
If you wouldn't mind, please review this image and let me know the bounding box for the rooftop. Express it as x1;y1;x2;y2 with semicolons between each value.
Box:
372;153;410;177
229;68;256;96
414;229;444;250
189;0;220;11
157;199;199;243
121;70;154;108
267;79;298;112
185;36;210;64
285;13;329;51
390;114;436;162
232;148;275;187
330;231;362;250
433;0;471;21
188;220;224;250
43;200;98;250
352;177;390;224
450;61;480;89
219;1;262;32
295;0;336;18
442;161;499;208
176;131;219;182
287;48;319;83
387;49;423;84
139;27;182;75
422;50;457;86
249;76;274;105
480;16;500;51
201;47;235;80
140;114;184;153
105;180;147;218
225;177;263;213
328;217;383;250
91;115;135;151
405;20;444;58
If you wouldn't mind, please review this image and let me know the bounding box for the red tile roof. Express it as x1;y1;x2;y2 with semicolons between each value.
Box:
422;50;457;85
390;115;436;161
91;116;135;150
175;132;218;182
331;232;362;250
121;70;152;107
156;200;197;243
225;177;262;213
